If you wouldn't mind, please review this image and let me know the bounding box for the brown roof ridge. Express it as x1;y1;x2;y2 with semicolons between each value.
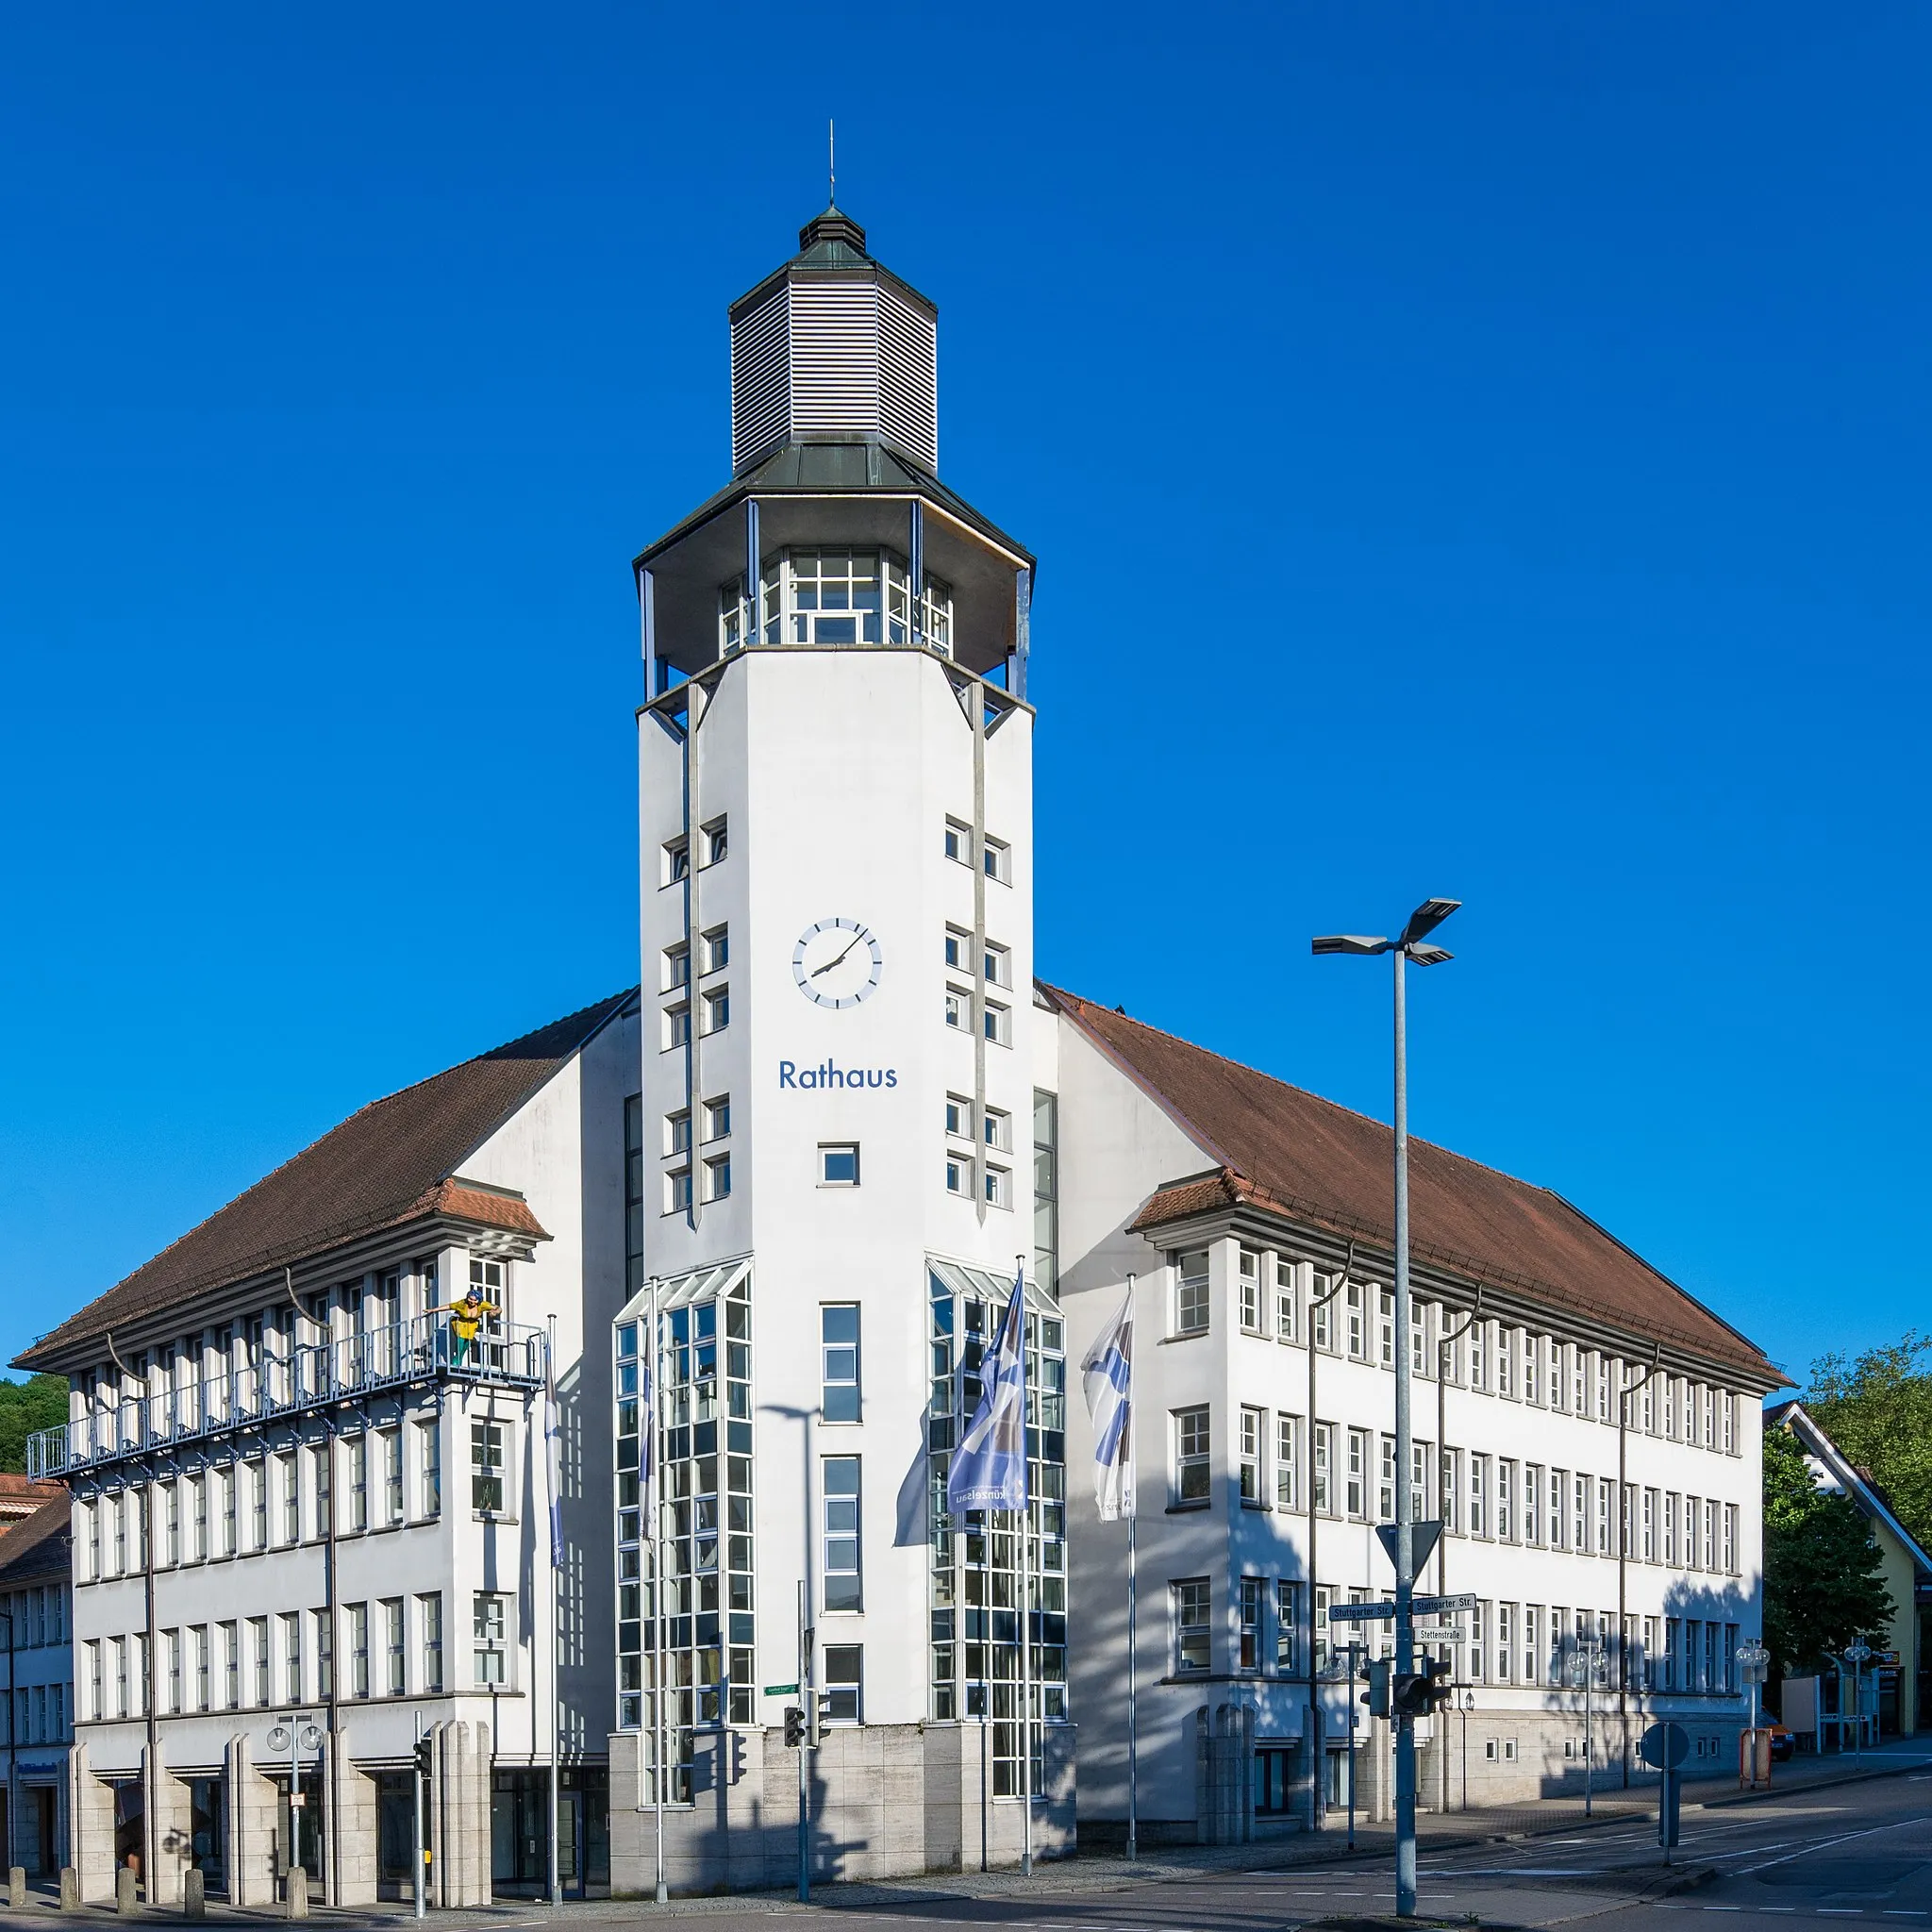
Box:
14;991;636;1371
1039;979;1584;1211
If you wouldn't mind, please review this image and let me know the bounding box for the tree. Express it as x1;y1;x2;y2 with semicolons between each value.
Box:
1806;1334;1932;1556
0;1373;69;1474
1762;1425;1894;1678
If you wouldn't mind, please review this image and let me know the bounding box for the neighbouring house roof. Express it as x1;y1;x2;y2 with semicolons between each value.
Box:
1041;983;1782;1386
12;992;638;1374
1768;1400;1932;1577
0;1474;62;1525
0;1492;72;1584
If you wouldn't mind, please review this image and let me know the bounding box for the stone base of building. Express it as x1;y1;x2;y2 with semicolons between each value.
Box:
608;1723;1076;1892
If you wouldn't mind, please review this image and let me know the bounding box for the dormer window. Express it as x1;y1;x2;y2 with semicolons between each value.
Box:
719;549;953;656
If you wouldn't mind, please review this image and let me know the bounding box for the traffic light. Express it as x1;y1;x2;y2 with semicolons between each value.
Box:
1363;1658;1391;1718
413;1735;433;1778
1391;1655;1458;1718
813;1690;836;1745
782;1707;806;1749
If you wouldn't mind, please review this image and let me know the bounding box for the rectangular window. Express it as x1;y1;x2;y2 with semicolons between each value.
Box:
944;1157;970;1196
1643;1489;1657;1561
1441;1446;1459;1533
1275;1581;1300;1674
701;816;727;866
1274;1413;1298;1510
943;925;968;973
663;837;689;884
704;1153;732;1201
1312;1423;1332;1514
348;1603;369;1697
1174;1251;1209;1335
983;835;1010;883
1238;1249;1261;1333
983;1164;1010;1209
166;1628;182;1714
944;1094;970;1140
1524;1604;1540;1686
1497;1458;1515;1541
700;986;728;1035
665;1165;692;1213
280;1612;301;1704
1495;1602;1513;1684
1239;1407;1264;1504
381;1430;403;1525
1549;1469;1567;1547
1524;1464;1542;1544
1174;1579;1210;1674
192;1474;208;1561
1311;1277;1332;1352
251;1616;270;1706
982;941;1009;987
1346;1284;1365;1359
943;818;971;865
982;1000;1010;1046
1377;1290;1394;1367
313;1610;332;1701
822;1457;862;1611
1239;1576;1264;1671
193;1627;209;1711
1703;1498;1717;1570
1175;1407;1211;1504
700;924;729;974
471;1422;505;1513
1469;1603;1485;1685
821;1306;861;1423
1573;1473;1589;1553
1274;1257;1296;1341
349;1435;369;1532
1346;1427;1368;1519
1724;1391;1737;1454
384;1598;406;1695
663;942;690;991
819;1143;860;1186
418;1422;441;1519
663;1003;691;1050
1379;1435;1396;1523
1410;1300;1428;1376
1724;1504;1738;1574
1496;1325;1513;1397
982;1105;1010;1151
666;1109;691;1157
944;988;967;1030
1664;1492;1678;1566
1470;1454;1489;1538
473;1592;507;1686
85;1641;101;1722
250;1458;268;1549
1524;1335;1540;1403
1469;1320;1486;1390
165;1478;179;1565
822;1643;863;1724
1597;1479;1611;1556
703;1094;731;1141
420;1593;443;1693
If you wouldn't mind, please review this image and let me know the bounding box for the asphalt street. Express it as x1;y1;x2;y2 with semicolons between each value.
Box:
546;1764;1932;1932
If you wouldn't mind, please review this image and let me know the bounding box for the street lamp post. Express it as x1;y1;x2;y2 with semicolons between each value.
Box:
1844;1642;1873;1758
1314;897;1459;1922
1738;1640;1771;1788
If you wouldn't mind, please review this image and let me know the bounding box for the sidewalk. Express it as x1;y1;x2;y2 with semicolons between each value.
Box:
12;1736;1930;1924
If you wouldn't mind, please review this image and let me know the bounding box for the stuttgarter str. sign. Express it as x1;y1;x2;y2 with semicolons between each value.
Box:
778;1058;899;1091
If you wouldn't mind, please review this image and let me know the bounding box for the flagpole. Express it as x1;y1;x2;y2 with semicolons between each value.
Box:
1017;1257;1033;1878
650;1277;667;1906
546;1315;561;1907
1124;1273;1138;1865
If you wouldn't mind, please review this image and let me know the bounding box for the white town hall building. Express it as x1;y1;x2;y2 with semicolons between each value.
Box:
16;207;1785;1901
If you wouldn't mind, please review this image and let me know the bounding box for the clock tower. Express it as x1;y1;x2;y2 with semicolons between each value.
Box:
611;208;1072;1888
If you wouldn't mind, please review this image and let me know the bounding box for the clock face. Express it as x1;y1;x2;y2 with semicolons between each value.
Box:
792;918;883;1009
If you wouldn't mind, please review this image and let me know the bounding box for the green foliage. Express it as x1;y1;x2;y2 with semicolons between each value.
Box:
1806;1333;1932;1556
1762;1425;1894;1675
0;1373;69;1474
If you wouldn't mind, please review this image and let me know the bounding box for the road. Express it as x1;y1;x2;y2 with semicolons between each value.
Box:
561;1765;1932;1932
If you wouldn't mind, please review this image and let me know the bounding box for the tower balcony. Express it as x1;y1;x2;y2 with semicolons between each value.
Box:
25;1312;547;1481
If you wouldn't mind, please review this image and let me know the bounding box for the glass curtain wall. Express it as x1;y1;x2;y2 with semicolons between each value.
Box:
926;1263;1068;1796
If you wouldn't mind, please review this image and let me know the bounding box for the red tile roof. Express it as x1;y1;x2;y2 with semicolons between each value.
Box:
1042;984;1781;1385
14;993;635;1374
0;1492;72;1583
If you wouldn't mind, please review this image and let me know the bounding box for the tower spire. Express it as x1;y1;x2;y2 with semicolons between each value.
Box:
828;117;836;208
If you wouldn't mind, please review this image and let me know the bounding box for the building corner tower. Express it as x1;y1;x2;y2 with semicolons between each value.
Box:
609;208;1074;1890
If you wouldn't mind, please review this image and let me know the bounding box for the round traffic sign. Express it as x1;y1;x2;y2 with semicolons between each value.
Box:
1639;1721;1690;1770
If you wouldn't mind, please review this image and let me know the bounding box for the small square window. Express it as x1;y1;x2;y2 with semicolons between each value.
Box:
702;818;728;866
663;839;690;885
666;1110;691;1157
983;942;1008;986
663;1004;691;1050
703;1155;731;1202
663;944;690;991
983;836;1010;884
944;990;967;1030
820;1143;860;1187
665;1168;692;1213
943;927;969;972
701;925;729;974
983;1001;1010;1046
944;1158;970;1196
701;987;729;1034
984;1165;1010;1209
943;820;971;866
982;1107;1010;1151
944;1096;971;1140
703;1096;731;1141
822;1641;863;1722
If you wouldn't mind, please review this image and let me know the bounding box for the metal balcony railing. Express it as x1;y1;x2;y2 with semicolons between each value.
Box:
25;1313;546;1481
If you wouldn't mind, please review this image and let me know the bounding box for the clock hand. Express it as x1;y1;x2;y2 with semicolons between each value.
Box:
810;937;863;979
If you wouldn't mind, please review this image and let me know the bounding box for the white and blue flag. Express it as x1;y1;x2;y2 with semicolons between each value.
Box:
947;1267;1028;1514
1080;1282;1136;1521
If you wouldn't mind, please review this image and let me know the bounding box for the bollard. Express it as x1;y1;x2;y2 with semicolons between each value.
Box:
115;1868;139;1914
58;1869;79;1912
8;1869;26;1910
183;1871;206;1920
287;1868;308;1920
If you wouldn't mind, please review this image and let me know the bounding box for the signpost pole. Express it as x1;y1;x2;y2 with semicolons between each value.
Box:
1347;1642;1357;1853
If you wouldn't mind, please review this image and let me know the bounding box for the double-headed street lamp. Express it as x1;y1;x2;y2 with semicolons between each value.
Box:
1313;897;1459;1922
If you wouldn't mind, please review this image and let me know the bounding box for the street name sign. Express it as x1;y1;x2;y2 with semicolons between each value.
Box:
1412;1592;1477;1616
1326;1601;1397;1624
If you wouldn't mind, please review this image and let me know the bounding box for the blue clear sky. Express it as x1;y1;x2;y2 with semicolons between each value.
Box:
2;4;1924;1391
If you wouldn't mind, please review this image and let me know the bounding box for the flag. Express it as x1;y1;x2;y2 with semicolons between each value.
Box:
1080;1282;1136;1521
544;1386;565;1570
948;1267;1028;1514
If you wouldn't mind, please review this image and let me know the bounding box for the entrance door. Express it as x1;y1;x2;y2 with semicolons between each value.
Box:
559;1791;583;1898
34;1788;58;1874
